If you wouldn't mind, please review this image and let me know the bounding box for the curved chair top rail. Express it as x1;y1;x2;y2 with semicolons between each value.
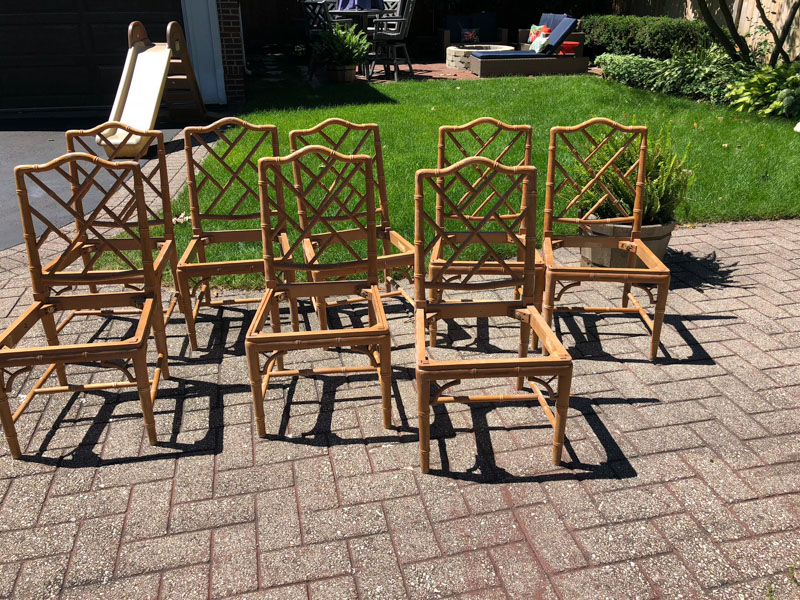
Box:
259;144;374;168
416;155;537;184
14;152;140;178
289;118;380;139
65;121;165;141
438;117;532;136
183;117;279;137
549;117;648;137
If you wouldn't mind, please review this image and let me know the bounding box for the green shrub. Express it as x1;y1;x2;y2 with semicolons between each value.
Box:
580;125;693;225
653;45;752;104
598;46;750;104
582;15;712;59
595;53;659;89
313;24;370;66
727;61;800;119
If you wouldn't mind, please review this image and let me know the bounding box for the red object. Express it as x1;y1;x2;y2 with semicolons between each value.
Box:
557;41;579;55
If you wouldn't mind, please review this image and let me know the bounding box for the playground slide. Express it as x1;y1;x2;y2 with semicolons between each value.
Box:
100;21;204;158
100;22;170;158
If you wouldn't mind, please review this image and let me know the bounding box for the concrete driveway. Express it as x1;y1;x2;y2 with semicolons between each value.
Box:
0;113;180;251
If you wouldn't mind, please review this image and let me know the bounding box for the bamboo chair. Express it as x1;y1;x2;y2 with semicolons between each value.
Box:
246;146;393;438
0;154;170;458
65;121;183;323
542;118;670;360
176;117;298;350
431;117;545;347
414;157;573;474
288;118;414;329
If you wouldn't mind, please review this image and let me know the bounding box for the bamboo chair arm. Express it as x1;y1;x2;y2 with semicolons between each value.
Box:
387;229;415;253
0;302;44;350
152;239;175;278
542;238;556;268
517;305;571;360
179;237;203;265
415;308;428;364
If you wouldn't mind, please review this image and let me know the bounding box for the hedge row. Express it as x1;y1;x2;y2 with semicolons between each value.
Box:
582;15;713;59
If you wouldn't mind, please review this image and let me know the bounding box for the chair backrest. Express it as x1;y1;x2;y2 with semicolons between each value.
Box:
542;17;577;55
437;117;532;230
183;117;280;237
302;0;333;36
539;12;568;30
383;0;402;16
414;157;537;303
289;119;390;233
544;117;648;240
398;0;415;38
258;145;378;288
14;153;157;300
65;122;173;239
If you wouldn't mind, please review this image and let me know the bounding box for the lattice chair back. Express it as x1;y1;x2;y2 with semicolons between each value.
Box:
183;118;281;237
258;146;378;288
14;153;157;301
437;118;533;230
545;118;648;240
414;157;537;302
65;122;173;239
301;0;334;36
289;119;390;233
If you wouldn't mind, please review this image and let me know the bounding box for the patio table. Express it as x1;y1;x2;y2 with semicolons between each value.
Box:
329;8;385;32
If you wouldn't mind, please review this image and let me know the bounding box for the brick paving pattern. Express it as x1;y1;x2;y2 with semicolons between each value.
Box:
1;138;800;599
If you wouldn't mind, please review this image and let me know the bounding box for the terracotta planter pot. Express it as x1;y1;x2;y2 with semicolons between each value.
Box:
580;221;676;268
326;64;357;83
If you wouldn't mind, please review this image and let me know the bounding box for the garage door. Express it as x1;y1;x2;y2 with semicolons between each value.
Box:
0;0;183;110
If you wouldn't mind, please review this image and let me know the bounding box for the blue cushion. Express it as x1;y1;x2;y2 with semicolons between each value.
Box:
539;13;569;30
471;51;549;60
541;17;577;56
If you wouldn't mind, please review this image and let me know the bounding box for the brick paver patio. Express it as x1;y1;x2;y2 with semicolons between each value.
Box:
1;138;799;599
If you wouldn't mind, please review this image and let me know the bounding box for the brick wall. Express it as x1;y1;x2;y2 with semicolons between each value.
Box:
217;0;246;104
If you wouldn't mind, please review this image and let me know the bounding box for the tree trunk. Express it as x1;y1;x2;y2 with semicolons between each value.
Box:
694;0;743;61
716;0;753;63
769;0;800;66
754;0;792;65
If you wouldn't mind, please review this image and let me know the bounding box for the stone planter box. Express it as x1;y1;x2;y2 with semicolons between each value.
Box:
580;221;677;268
446;44;513;70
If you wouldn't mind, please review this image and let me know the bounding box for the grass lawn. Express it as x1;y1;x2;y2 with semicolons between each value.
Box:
169;74;800;288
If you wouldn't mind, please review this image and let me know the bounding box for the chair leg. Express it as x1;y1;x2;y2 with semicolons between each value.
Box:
401;43;413;76
132;350;157;446
542;269;556;334
649;278;670;360
151;289;171;380
269;301;284;371
622;251;637;307
552;369;572;466
247;345;267;438
392;45;399;81
379;339;392;428
175;267;198;350
516;322;530;391
40;311;67;386
0;381;21;459
417;373;431;473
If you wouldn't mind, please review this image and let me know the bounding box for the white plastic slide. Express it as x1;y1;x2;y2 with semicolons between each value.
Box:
101;22;170;158
795;121;800;133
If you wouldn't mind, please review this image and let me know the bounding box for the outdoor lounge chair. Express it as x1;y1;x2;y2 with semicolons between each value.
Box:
428;117;545;347
289;118;414;328
245;146;393;437
469;16;589;77
65;122;182;323
0;154;170;458
413;157;573;474
176;117;299;351
541;118;671;360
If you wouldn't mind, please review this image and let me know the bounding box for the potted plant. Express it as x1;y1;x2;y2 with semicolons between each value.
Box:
314;24;371;83
579;125;693;268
